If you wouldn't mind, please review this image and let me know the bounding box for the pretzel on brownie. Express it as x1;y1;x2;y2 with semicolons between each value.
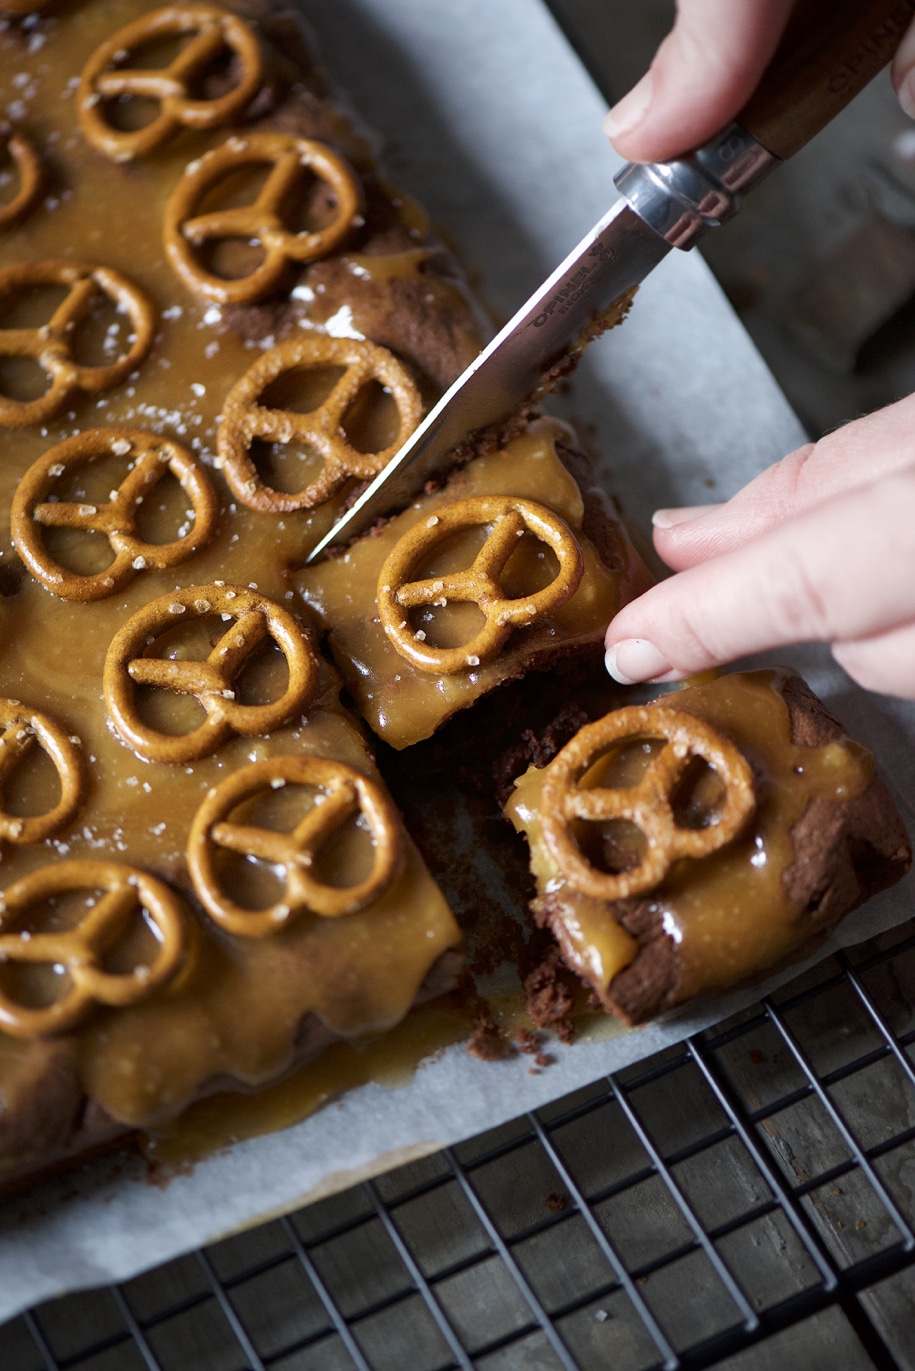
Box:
540;704;756;901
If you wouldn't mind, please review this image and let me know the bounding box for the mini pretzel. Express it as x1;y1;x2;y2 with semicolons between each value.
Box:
78;4;264;162
0;260;156;428
0;128;43;230
103;584;319;764
12;428;219;601
0;699;84;844
377;496;585;674
0;860;186;1038
188;754;404;936
164;132;363;304
540;705;756;901
218;337;422;512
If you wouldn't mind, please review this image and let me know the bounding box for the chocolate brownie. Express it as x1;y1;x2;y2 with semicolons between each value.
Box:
504;669;912;1025
0;0;484;1189
295;416;652;749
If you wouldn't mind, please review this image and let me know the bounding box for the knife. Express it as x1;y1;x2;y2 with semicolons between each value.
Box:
306;0;915;563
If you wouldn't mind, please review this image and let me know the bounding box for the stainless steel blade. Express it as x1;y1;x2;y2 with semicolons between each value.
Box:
304;199;669;562
305;123;779;563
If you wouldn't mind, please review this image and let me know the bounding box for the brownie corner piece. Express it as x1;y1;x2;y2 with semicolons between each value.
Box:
504;668;912;1026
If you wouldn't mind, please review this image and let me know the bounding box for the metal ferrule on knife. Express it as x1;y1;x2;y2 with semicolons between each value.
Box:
614;123;779;251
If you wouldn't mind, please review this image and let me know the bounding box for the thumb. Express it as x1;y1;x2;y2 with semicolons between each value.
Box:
605;0;795;163
604;467;915;686
891;14;915;119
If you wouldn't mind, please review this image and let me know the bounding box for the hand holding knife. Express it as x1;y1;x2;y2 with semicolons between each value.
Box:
306;0;915;565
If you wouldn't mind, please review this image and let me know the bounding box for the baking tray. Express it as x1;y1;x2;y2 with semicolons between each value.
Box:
1;0;914;1328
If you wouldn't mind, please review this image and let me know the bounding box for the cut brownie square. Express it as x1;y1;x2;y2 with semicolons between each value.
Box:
504;669;912;1025
295;415;652;749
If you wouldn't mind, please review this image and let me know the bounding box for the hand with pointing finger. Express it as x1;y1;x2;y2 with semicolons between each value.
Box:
604;396;915;700
601;1;915;703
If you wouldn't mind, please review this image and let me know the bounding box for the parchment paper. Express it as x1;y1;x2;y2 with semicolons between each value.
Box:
1;0;913;1324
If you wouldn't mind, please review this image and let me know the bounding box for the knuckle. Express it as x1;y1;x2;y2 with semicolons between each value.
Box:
765;545;832;641
663;596;722;668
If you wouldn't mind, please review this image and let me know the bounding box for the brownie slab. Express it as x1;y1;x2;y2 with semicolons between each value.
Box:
0;0;483;1190
505;669;912;1025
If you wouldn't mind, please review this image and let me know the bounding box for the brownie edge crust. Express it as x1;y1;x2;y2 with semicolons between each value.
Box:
506;670;912;1027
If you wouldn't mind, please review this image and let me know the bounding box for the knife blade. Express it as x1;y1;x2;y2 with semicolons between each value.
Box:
305;0;914;563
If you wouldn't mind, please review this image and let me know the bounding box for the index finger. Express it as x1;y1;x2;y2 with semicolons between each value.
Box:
605;466;915;680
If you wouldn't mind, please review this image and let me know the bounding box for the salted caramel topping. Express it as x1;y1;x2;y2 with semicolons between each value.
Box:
0;699;84;844
540;705;755;901
507;671;875;1000
341;248;432;284
188;754;404;935
12;428;219;601
0;0;478;1143
218;336;422;512
164;133;363;305
77;5;264;162
298;418;641;748
0;260;156;428
378;495;585;674
0;860;186;1039
103;583;320;764
0;128;42;231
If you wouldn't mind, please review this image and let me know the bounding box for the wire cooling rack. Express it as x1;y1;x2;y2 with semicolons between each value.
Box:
3;916;915;1371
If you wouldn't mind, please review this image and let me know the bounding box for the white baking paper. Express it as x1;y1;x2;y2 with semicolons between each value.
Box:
1;0;913;1324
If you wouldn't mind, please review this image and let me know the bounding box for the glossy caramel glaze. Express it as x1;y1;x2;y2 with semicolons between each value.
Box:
0;0;476;1168
296;417;647;748
506;670;879;1007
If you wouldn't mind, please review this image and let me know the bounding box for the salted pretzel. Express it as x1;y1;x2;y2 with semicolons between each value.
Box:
164;132;363;304
0;699;84;844
0;128;43;231
218;337;422;512
12;428;219;601
188;755;404;936
78;4;264;162
0;260;156;428
0;861;186;1039
103;584;319;764
540;705;756;901
377;496;585;674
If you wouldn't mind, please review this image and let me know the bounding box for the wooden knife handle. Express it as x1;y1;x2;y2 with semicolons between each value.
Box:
737;0;915;160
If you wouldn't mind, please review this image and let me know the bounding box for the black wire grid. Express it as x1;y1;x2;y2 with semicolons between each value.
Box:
2;919;915;1371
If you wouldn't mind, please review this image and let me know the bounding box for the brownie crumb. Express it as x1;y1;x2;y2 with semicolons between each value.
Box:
466;1007;509;1062
493;703;590;806
546;1191;568;1212
523;946;576;1044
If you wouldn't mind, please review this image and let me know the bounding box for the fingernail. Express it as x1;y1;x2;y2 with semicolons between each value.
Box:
603;72;654;142
604;638;673;685
652;503;722;530
899;69;915;122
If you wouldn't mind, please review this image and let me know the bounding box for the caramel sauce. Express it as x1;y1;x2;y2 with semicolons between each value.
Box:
506;670;874;1002
296;417;634;749
339;248;431;284
0;1;477;1147
144;994;469;1167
